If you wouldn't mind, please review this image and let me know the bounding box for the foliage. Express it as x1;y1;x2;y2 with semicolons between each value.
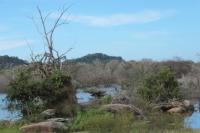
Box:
162;60;193;78
101;95;112;104
7;68;43;116
7;68;76;116
137;68;182;103
6;6;77;118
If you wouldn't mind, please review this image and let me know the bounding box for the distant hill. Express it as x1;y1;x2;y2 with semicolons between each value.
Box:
0;55;28;70
67;53;124;64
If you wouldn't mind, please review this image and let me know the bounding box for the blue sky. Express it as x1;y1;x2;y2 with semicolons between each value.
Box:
0;0;200;61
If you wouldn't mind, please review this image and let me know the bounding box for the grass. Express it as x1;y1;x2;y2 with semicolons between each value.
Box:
0;119;37;133
0;127;38;133
69;108;135;133
0;127;21;133
0;108;198;133
69;108;197;133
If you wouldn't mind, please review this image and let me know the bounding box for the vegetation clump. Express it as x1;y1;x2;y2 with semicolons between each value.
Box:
137;68;182;103
7;68;76;117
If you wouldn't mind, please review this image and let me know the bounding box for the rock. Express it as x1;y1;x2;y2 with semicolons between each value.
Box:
152;105;161;111
183;100;190;107
20;121;68;133
167;107;185;113
46;118;72;123
85;87;105;97
155;99;194;113
160;104;176;112
40;109;56;119
183;100;194;111
101;104;144;118
112;90;131;105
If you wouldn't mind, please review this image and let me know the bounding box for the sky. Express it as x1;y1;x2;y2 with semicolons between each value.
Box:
0;0;200;61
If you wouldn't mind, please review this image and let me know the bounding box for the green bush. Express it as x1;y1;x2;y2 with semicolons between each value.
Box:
137;68;182;103
41;70;77;117
7;68;76;117
7;69;44;116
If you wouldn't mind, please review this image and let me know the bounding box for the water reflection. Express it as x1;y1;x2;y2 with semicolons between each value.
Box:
0;94;21;121
76;89;94;103
185;100;200;129
0;85;121;121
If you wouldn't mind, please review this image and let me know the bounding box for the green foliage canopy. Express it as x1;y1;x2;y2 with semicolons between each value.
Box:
7;68;76;116
137;68;182;103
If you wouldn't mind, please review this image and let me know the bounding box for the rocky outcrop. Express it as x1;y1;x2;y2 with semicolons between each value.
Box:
20;109;71;133
112;90;131;105
85;87;105;97
154;100;194;113
167;107;186;113
183;100;194;111
40;109;56;119
46;118;72;123
20;121;68;133
101;104;144;118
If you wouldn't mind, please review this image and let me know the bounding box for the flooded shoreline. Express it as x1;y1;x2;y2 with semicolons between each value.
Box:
1;87;200;130
185;99;200;129
0;85;121;121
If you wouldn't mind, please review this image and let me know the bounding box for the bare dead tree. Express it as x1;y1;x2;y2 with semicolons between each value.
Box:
29;5;73;78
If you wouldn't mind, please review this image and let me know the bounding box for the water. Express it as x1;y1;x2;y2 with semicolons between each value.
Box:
0;85;120;121
98;84;121;96
0;91;93;121
2;87;200;129
0;94;20;121
185;100;200;129
76;89;94;103
76;85;120;103
0;90;93;120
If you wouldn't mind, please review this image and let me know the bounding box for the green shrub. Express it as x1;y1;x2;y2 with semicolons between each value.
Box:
7;68;76;117
101;95;112;104
137;68;182;103
7;69;44;116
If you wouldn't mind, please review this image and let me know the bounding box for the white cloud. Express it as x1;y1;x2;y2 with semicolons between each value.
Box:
0;39;33;51
51;10;175;26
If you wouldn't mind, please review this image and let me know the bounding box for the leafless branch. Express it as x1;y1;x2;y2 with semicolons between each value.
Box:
29;5;73;78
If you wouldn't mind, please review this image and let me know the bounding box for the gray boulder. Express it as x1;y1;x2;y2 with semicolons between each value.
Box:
183;100;194;111
101;104;144;118
112;90;131;105
167;107;186;113
40;109;56;119
46;118;72;123
20;121;68;133
154;100;194;113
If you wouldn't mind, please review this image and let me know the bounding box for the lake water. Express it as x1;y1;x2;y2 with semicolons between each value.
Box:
0;86;119;120
76;89;94;103
3;86;200;130
0;94;20;121
185;100;200;129
76;85;121;103
0;91;92;120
